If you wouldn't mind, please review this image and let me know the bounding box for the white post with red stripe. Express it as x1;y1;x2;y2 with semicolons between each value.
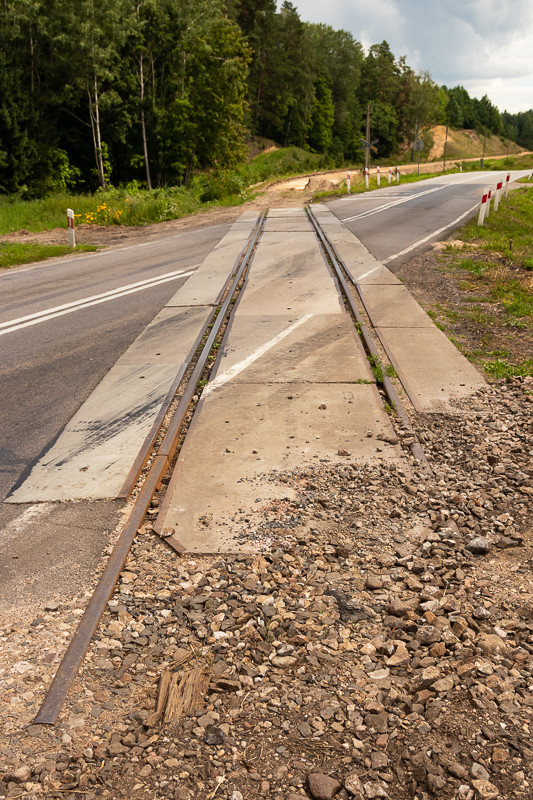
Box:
346;172;351;194
364;168;369;189
494;180;503;212
485;188;492;219
388;167;392;184
376;166;381;187
396;166;400;183
478;188;490;226
504;173;510;195
67;208;76;248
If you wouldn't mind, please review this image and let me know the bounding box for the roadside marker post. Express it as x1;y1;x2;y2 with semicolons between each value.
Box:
364;168;369;190
396;166;400;183
377;166;381;187
67;208;76;248
388;167;392;184
494;180;503;212
504;173;510;195
346;172;351;194
477;189;489;226
485;188;492;220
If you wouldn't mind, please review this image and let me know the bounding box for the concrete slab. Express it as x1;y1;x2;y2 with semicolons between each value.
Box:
268;208;306;216
358;284;435;328
9;305;212;502
155;382;400;553
324;229;401;286
119;306;211;365
9;363;179;502
376;327;486;412
209;312;372;384
239;231;342;315
167;220;257;306
263;218;313;232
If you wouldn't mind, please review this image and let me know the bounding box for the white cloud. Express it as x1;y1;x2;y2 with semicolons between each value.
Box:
289;0;533;112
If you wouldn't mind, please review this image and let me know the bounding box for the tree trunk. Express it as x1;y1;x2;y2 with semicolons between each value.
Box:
139;54;152;189
88;74;106;190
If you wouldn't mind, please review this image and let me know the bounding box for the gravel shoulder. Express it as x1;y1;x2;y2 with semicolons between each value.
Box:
1;217;532;800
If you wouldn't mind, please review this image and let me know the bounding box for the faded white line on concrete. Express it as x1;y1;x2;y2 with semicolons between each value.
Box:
0;269;195;337
0;503;53;548
383;203;479;264
357;265;380;281
204;313;314;395
341;175;481;223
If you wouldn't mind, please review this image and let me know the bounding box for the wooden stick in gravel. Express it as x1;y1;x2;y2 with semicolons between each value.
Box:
148;666;211;726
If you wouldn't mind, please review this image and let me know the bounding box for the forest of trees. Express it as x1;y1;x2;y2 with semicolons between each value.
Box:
0;0;528;196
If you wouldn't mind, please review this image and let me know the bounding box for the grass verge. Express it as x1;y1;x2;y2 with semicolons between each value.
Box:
0;242;99;269
426;180;533;379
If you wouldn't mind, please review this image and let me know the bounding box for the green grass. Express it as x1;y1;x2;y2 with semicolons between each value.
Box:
491;280;533;324
238;145;333;186
0;241;99;268
460;186;533;258
483;358;533;379
0;187;210;234
367;354;384;383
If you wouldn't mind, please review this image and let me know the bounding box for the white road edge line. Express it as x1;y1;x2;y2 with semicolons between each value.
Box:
0;267;196;329
383;203;480;264
0;271;195;337
204;313;314;396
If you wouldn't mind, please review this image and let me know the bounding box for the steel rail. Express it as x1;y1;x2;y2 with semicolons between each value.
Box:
34;211;267;725
306;206;429;467
117;216;266;499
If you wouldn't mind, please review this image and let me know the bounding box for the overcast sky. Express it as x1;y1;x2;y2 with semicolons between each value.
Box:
289;0;533;114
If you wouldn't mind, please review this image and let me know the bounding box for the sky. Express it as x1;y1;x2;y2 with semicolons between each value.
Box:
289;0;533;114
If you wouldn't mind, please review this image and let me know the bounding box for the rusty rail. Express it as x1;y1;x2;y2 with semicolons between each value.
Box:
306;206;429;467
34;211;267;725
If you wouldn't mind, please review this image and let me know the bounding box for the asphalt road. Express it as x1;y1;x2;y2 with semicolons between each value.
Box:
0;223;230;612
327;169;532;270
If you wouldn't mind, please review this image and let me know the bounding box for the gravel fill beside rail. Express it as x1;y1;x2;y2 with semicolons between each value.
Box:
1;376;532;800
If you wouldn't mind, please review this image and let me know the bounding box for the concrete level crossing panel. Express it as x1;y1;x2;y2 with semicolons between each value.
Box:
9;306;212;502
375;327;486;412
358;284;436;328
155;209;402;553
167;216;259;307
237;230;342;316
209;312;371;384
312;207;401;286
155;382;400;553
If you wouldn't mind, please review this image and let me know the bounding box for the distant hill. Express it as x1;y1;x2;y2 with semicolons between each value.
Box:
425;126;522;161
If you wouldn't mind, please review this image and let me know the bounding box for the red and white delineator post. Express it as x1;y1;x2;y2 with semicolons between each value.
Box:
364;167;369;189
67;208;76;247
376;166;381;187
396;166;400;183
504;173;511;195
478;188;490;226
388;167;392;184
346;171;351;194
494;180;503;212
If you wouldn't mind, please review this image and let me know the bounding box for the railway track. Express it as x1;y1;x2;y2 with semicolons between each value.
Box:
35;206;438;724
